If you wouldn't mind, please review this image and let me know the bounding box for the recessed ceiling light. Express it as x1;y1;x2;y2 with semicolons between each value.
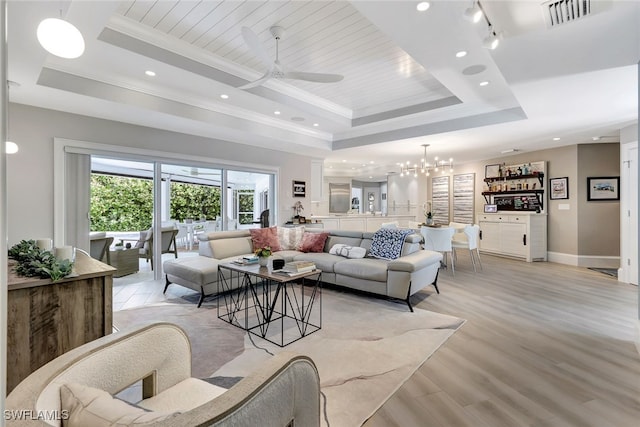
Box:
220;94;229;99
369;160;374;164
145;70;156;77
5;141;18;154
313;123;319;127
416;2;430;12
369;176;373;179
456;51;467;58
274;111;281;115
479;81;490;86
342;160;346;163
553;137;561;141
592;136;601;141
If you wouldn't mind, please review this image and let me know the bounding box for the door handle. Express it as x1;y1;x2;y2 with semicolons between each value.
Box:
523;234;527;245
479;230;483;240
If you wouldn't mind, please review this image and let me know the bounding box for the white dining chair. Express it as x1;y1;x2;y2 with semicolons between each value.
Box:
421;226;456;275
175;223;189;249
452;224;483;272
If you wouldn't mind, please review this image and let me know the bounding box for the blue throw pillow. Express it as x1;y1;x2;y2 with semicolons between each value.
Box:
369;228;413;260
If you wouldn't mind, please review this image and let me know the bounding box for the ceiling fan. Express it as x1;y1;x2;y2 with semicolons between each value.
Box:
238;26;344;90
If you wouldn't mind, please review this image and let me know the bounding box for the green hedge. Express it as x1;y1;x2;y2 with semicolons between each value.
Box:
90;174;254;231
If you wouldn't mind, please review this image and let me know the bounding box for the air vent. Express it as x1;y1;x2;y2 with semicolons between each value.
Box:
542;0;591;27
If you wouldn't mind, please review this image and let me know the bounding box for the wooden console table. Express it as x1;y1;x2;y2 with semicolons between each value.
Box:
6;250;115;394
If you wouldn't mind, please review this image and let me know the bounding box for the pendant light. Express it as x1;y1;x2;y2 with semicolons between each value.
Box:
37;16;85;59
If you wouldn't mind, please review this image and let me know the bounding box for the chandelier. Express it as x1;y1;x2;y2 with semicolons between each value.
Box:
398;144;453;177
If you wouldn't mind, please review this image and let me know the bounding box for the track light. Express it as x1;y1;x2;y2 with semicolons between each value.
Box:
464;2;483;23
483;29;501;50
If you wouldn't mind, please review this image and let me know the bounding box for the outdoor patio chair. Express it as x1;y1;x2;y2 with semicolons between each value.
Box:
138;226;179;269
89;232;114;265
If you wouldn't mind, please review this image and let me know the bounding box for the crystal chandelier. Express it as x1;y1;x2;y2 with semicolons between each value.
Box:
398;144;453;177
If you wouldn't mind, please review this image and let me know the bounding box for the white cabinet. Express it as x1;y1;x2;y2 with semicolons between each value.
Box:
319;218;339;230
339;218;366;231
477;213;547;262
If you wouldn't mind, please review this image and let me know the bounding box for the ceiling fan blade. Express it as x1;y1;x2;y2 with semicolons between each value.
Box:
241;26;272;69
284;71;344;83
237;71;272;90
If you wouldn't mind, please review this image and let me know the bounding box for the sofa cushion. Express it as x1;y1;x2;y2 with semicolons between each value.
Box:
60;383;178;426
333;258;389;282
209;235;254;260
329;244;367;259
293;253;344;273
249;227;281;252
164;257;220;286
324;235;363;253
277;226;306;250
138;377;226;412
272;250;302;262
298;232;329;253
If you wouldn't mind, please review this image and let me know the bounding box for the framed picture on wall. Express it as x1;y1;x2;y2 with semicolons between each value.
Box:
587;176;619;201
549;177;569;200
485;164;501;178
293;180;306;197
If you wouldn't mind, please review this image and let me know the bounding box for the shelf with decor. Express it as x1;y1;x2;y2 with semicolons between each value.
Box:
483;161;546;212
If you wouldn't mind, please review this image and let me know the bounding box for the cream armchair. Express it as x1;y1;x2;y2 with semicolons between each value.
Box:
6;322;321;427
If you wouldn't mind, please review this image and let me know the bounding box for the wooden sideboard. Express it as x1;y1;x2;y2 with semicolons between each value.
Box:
6;250;115;394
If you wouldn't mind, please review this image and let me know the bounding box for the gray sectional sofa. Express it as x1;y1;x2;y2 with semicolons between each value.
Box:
163;229;443;311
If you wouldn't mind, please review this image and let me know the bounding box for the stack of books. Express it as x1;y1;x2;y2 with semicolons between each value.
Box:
233;255;259;265
281;261;316;274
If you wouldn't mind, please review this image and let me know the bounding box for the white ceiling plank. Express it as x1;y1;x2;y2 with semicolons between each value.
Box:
167;1;222;39
153;0;204;33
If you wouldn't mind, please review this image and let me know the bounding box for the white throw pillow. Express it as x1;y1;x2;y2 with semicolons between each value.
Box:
329;244;367;259
277;226;306;250
60;383;179;427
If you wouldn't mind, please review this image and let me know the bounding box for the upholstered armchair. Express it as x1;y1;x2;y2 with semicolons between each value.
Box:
6;322;321;427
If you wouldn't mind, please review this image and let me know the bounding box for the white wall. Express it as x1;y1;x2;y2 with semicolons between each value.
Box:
7;103;316;244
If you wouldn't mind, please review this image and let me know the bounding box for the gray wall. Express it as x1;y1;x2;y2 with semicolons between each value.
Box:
434;143;619;260
577;143;620;256
7;103;315;245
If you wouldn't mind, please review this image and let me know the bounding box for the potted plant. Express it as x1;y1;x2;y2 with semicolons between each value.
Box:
423;202;434;226
254;246;272;267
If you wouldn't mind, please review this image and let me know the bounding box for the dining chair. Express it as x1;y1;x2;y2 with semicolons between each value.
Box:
175;223;189;249
421;226;456;275
138;226;179;269
89;233;114;265
452;224;483;272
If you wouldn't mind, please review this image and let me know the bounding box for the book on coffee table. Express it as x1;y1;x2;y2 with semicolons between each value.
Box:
281;261;316;273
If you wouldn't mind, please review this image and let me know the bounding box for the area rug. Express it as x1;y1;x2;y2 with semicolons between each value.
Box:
113;288;465;427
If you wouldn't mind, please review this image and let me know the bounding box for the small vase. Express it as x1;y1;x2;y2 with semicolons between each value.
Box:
426;218;434;226
259;256;269;267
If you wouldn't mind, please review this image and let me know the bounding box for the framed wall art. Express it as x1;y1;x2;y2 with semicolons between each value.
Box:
587;176;619;201
549;177;569;200
293;180;306;197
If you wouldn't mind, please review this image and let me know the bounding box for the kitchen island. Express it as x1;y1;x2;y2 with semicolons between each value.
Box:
306;214;416;232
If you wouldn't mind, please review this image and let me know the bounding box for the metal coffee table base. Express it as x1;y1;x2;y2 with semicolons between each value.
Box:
217;265;322;347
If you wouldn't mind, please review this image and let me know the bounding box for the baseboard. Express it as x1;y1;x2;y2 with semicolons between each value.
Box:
547;252;620;268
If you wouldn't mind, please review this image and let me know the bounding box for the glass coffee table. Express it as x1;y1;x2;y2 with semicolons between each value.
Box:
217;262;322;347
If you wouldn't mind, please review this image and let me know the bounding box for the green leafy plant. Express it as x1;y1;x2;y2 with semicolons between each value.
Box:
254;247;272;258
8;240;73;282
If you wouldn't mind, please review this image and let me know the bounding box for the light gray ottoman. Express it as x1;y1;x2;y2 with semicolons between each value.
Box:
163;257;221;307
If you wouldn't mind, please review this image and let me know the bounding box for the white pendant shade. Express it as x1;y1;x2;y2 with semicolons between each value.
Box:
37;18;85;59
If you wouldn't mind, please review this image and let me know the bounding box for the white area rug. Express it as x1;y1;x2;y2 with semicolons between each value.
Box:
212;289;464;427
114;288;464;426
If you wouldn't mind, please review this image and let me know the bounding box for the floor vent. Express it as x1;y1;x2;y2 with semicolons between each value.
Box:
542;0;591;27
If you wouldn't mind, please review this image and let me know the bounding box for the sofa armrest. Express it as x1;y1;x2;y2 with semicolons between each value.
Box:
387;250;443;272
153;352;321;427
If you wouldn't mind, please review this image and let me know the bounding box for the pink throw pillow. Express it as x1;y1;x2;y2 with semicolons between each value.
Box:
298;232;329;253
250;227;281;252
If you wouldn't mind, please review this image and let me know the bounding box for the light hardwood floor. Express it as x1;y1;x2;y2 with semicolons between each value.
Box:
363;253;640;427
112;252;639;426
